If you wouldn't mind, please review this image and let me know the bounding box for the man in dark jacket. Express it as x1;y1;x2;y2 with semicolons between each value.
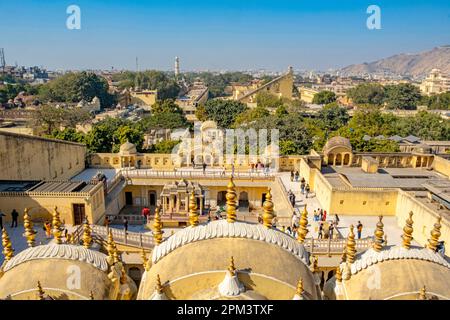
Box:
11;209;19;228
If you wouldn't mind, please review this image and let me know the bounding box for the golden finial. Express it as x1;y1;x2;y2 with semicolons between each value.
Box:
120;266;128;285
228;256;236;276
262;188;274;228
402;212;415;249
37;281;45;300
335;266;342;282
309;255;318;273
52;206;62;244
89;291;94;300
346;225;357;264
373;215;385;252
297;205;309;243
427;216;442;252
155;274;164;294
225;177;237;223
141;248;149;271
107;229;119;264
418;286;427;300
153;207;163;245
296;278;304;295
188;191;199;227
23;208;36;247
343;262;352;281
2;228;14;261
82;217;93;249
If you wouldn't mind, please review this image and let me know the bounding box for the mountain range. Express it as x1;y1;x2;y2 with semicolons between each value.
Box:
339;46;450;77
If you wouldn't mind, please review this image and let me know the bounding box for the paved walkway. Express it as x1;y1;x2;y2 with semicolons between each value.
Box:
276;172;409;245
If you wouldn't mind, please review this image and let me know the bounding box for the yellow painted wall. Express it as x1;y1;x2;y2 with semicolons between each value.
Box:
0;184;105;225
396;190;450;252
433;156;450;178
0;131;86;180
329;189;398;216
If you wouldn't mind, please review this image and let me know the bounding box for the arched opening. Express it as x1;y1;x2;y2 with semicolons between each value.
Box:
335;153;342;166
217;191;227;207
128;267;143;287
327;154;334;166
238;191;249;210
343;153;350;166
416;157;422;167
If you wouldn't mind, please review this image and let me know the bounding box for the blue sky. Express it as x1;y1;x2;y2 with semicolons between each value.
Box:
0;0;449;71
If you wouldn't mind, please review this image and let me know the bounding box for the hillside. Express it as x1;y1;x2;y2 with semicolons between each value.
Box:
339;46;450;77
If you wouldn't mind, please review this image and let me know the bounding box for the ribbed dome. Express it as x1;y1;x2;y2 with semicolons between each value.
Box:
119;141;137;154
323;136;352;154
138;220;321;300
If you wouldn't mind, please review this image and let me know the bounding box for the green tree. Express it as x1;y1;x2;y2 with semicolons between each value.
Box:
312;90;337;105
151;99;183;115
384;83;421;110
38;71;115;108
255;92;284;109
316;102;350;132
203;99;248;128
195;104;208;121
422;92;450;110
347;83;385;106
234;106;270;127
113;125;144;152
148;140;181;153
46;128;85;143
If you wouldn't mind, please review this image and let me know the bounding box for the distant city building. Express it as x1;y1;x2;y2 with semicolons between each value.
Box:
420;69;450;95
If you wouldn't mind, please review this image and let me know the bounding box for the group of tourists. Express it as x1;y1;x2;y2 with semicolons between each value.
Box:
0;208;19;229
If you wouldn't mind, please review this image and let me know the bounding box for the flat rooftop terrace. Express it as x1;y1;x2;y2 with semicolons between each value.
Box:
0;180;97;193
321;166;446;189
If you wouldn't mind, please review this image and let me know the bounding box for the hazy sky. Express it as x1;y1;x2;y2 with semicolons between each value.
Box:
1;0;449;71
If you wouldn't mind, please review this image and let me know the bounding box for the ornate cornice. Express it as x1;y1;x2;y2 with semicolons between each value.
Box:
3;244;109;272
151;220;309;264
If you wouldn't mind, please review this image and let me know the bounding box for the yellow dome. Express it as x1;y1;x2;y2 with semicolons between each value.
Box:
138;220;321;300
323;136;352;155
119;141;137;155
324;245;450;300
0;243;137;300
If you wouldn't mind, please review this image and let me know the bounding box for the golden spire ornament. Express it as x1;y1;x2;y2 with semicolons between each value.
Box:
346;225;357;264
309;255;318;273
37;281;45;300
82;217;93;249
153;207;163;245
228;256;236;276
373;215;385;252
402;211;414;249
141;248;149;271
2;228;14;261
262;188;274;228
427;216;442;252
188;191;199;227
52;206;62;244
107;229;119;264
418;286;427;300
155;274;164;294
23;208;36;247
297;205;309;243
335;266;342;282
225;177;237;223
296;278;304;295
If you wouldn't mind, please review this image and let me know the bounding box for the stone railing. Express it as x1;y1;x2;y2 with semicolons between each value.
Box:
121;169;275;181
304;237;374;256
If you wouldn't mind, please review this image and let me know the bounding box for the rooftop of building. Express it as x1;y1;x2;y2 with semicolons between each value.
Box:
0;180;97;193
321;166;446;190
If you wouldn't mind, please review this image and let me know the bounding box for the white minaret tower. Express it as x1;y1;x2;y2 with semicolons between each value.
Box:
175;56;180;77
